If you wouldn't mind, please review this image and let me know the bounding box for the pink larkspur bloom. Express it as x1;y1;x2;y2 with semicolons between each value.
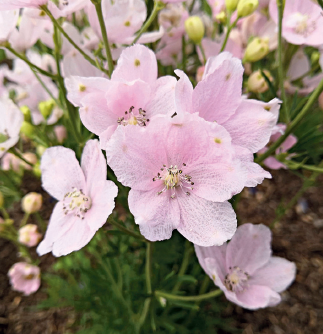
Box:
0;10;19;42
0;98;23;158
18;224;42;247
174;52;278;185
0;0;47;10
269;0;323;46
258;124;297;170
37;139;118;257
8;262;41;296
65;44;176;147
105;111;252;246
195;223;296;310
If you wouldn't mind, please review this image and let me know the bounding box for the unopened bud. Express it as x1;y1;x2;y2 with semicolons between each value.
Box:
22;152;37;171
38;99;55;120
33;163;42;178
18;224;42;247
215;11;227;24
243;37;269;62
247;70;272;93
196;66;205;82
225;0;239;12
20;121;35;138
311;51;320;64
20;106;31;123
319;92;323;110
21;192;42;214
185;16;205;44
237;0;259;18
54;125;67;144
0;191;4;208
36;145;47;157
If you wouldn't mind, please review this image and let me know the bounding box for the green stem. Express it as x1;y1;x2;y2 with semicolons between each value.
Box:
277;0;289;123
53;26;82;144
107;217;148;242
34;212;47;232
5;46;56;79
220;16;238;53
285;161;323;173
94;0;114;77
41;5;104;73
20;213;30;227
198;43;206;64
133;1;165;44
256;77;323;164
8;148;34;167
0;207;10;220
155;289;222;302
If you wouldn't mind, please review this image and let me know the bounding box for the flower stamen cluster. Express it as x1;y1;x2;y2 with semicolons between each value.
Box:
117;106;150;127
62;187;92;219
224;266;250;293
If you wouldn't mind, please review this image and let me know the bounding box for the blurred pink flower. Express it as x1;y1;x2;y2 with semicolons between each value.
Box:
0;98;23;158
8;262;41;296
18;224;42;247
54;125;67;143
0;10;19;42
258;124;297;170
0;0;47;10
37;139;118;257
65;44;176;147
195;223;296;310
269;0;323;46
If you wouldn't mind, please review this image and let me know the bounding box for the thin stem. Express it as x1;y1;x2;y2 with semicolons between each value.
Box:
256;77;323;164
198;43;206;64
107;217;148;242
133;1;165;44
41;5;104;73
5;46;56;79
0;207;10;220
277;0;289;123
20;213;30;227
94;0;114;77
53;26;82;144
285;161;323;173
220;16;238;53
8;148;34;167
155;289;222;302
34;212;47;232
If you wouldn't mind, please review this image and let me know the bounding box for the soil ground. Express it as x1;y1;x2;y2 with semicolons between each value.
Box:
0;169;322;334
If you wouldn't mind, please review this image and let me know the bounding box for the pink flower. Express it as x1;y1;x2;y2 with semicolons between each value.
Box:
37;139;118;257
0;97;23;158
54;125;67;143
8;262;41;296
258;124;297;170
18;224;42;247
0;10;19;42
105;111;254;246
269;0;323;46
195;223;296;310
0;0;47;10
48;0;88;19
65;44;176;147
207;0;225;18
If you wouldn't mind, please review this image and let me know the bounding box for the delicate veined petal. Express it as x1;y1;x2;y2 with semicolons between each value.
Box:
112;44;158;84
226;224;272;275
0;10;19;42
177;193;237;246
192;57;243;124
249;257;296;293
0;0;47;10
41;146;86;200
174;69;193;117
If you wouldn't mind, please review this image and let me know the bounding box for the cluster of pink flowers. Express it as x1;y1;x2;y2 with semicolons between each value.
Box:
2;0;313;309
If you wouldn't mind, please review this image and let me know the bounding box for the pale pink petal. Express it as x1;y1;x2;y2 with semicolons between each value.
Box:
129;188;180;241
235;285;281;310
174;69;193;117
0;10;19;42
226;223;272;275
112;44;157;84
177;193;237;246
250;257;296;293
41;146;86;200
287;48;310;81
222;99;278;153
263;156;286;170
192;57;243;124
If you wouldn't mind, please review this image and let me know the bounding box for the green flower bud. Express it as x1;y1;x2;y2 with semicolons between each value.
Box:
0;191;4;208
185;16;205;44
36;145;47;157
33;163;42;178
225;0;239;12
237;0;259;18
22;192;42;214
20;106;32;123
243;37;269;62
311;51;320;64
20;121;36;138
247;70;272;93
38;99;55;120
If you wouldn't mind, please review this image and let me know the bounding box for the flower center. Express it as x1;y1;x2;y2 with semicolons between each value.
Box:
153;163;194;199
289;13;316;37
224;266;249;293
117;106;149;127
62;188;92;219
